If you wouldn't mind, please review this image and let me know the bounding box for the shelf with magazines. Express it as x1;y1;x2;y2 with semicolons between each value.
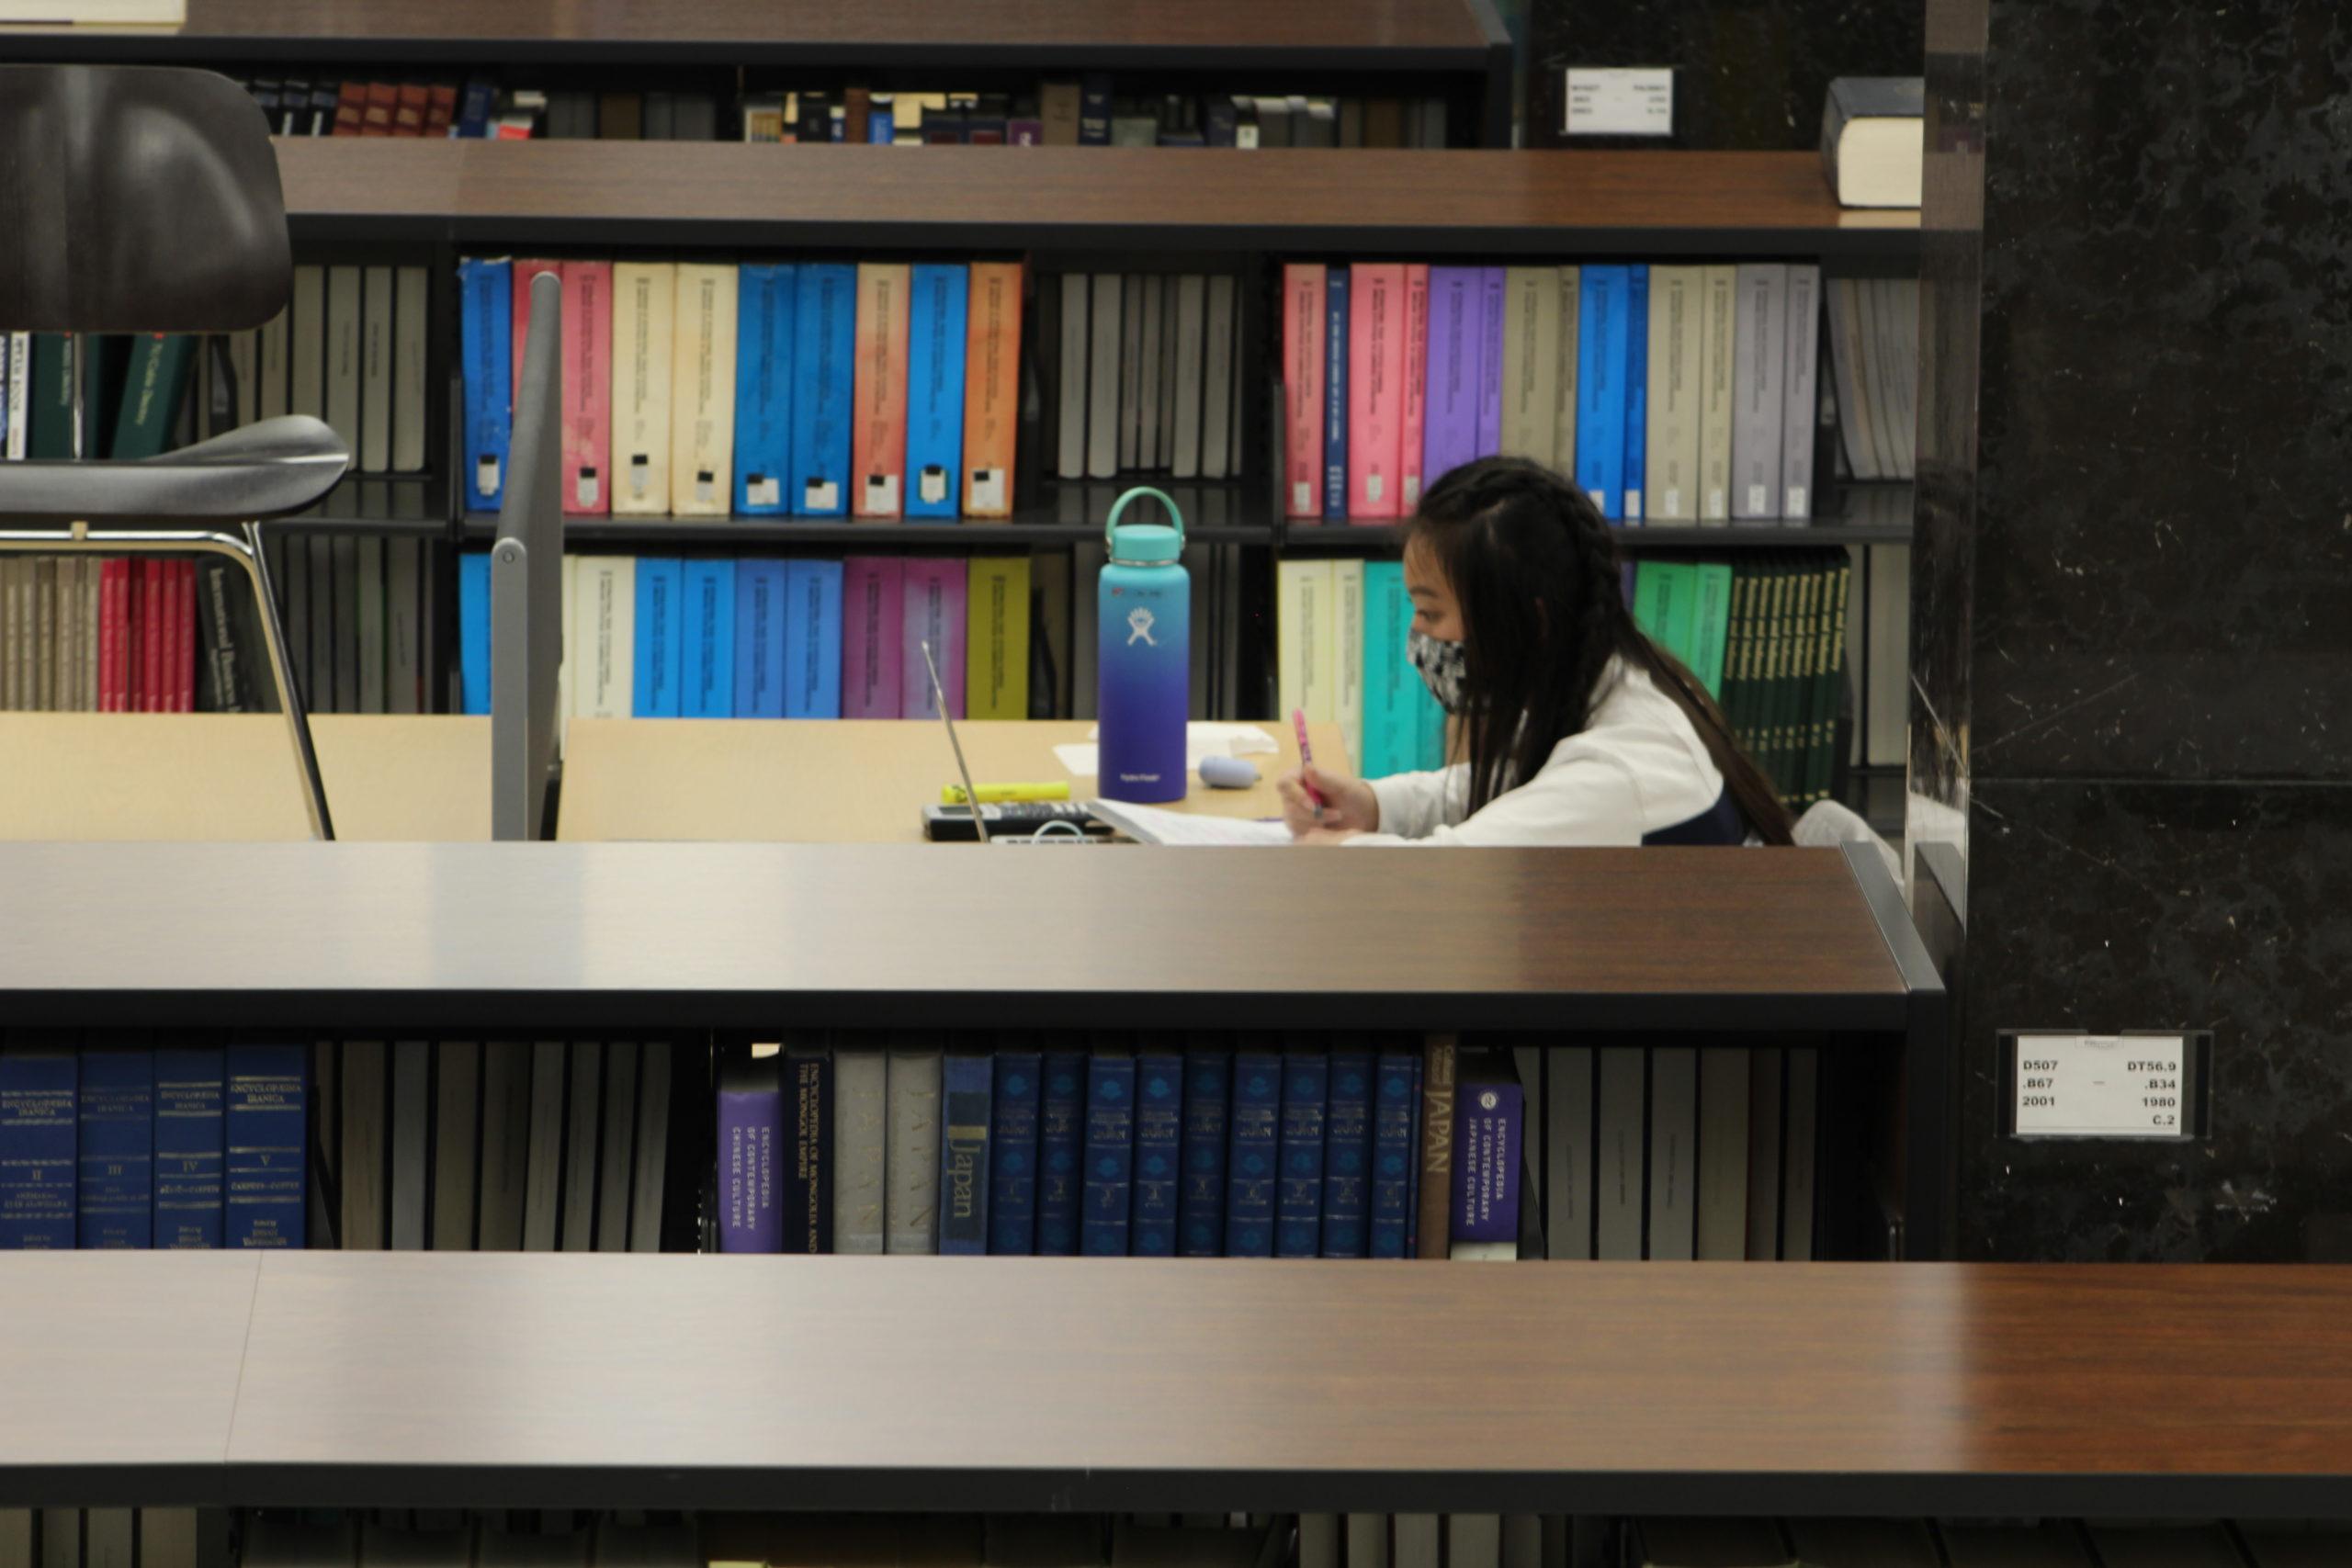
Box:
9;1253;2346;1519
0;0;1514;149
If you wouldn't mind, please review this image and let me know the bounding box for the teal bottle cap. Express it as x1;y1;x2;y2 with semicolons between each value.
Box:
1108;522;1182;564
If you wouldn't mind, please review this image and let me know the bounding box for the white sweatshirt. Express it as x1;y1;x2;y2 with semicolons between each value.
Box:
1351;659;1737;848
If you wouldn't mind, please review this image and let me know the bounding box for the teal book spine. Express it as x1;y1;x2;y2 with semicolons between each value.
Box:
681;557;737;718
1223;1050;1280;1258
734;262;797;515
1080;1051;1135;1257
733;559;787;718
78;1045;154;1249
1128;1050;1182;1257
458;552;491;715
936;1054;991;1256
0;1047;77;1248
1178;1046;1230;1258
1320;1048;1372;1258
904;263;968;518
1035;1050;1085;1255
224;1043;305;1249
633;557;684;716
987;1050;1041;1254
1362;559;1405;779
1276;1047;1328;1258
153;1045;225;1249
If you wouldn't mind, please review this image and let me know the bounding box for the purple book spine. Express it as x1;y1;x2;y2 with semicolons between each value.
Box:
900;557;967;719
1475;266;1507;459
718;1071;784;1254
841;555;904;718
1449;1077;1521;1244
1421;267;1480;486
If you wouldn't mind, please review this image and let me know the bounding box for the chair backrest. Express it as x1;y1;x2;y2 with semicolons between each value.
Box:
0;65;290;333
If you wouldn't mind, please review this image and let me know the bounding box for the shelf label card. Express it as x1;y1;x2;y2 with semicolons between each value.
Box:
1563;69;1675;138
2012;1032;2191;1139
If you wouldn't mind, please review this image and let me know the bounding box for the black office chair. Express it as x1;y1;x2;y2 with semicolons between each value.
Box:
0;64;348;838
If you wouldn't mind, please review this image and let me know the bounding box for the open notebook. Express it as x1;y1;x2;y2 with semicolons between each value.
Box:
1084;801;1293;847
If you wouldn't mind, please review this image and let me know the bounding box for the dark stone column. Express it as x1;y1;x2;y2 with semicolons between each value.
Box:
1914;0;2352;1259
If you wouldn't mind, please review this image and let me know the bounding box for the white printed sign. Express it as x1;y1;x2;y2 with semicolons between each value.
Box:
1563;69;1674;138
2013;1033;2191;1139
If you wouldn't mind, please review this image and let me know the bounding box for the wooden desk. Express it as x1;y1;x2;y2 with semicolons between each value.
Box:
0;714;488;841
556;718;1344;843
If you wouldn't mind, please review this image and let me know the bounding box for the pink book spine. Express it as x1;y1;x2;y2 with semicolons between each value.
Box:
560;260;612;515
1281;264;1326;519
1398;264;1430;513
1349;263;1406;520
840;556;905;718
899;557;967;719
175;560;197;712
510;259;563;400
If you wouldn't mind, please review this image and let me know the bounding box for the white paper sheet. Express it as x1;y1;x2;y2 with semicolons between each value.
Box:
1083;801;1293;847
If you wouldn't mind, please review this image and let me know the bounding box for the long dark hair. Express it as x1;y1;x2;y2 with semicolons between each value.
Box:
1403;456;1794;844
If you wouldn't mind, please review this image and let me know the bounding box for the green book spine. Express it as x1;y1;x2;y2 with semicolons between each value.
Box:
1786;560;1823;805
1690;562;1733;701
1658;560;1701;670
110;335;196;460
82;335;129;459
1813;557;1852;805
28;334;74;458
1362;559;1404;779
1762;559;1795;801
1630;559;1668;649
1723;562;1756;757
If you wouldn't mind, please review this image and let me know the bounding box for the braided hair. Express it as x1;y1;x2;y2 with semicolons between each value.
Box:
1403;457;1794;843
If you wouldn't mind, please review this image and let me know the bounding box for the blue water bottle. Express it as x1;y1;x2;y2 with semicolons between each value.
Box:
1097;486;1189;803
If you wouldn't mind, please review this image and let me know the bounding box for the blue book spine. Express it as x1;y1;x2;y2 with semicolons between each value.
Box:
682;558;737;717
987;1050;1042;1254
458;552;491;715
1079;75;1113;145
1405;1049;1423;1257
0;1049;76;1249
1323;267;1349;521
1623;265;1649;521
904;264;968;518
1321;1049;1372;1258
1128;1051;1182;1257
1451;1073;1524;1244
733;559;788;718
1276;1048;1329;1258
784;558;844;718
632;557;684;716
870;109;895;143
791;263;857;516
154;1046;225;1250
1035;1050;1086;1255
1369;1049;1417;1258
1178;1047;1230;1258
224;1043;305;1249
78;1046;153;1249
1577;265;1627;522
734;263;797;515
1223;1051;1280;1258
458;257;513;509
937;1055;992;1256
1080;1052;1135;1257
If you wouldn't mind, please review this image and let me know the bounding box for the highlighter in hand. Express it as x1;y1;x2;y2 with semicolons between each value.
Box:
1292;709;1328;814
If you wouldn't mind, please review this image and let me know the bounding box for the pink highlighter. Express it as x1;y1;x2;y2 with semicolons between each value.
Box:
1293;708;1328;816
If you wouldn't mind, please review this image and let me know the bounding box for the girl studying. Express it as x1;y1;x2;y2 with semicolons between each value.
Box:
1277;457;1796;848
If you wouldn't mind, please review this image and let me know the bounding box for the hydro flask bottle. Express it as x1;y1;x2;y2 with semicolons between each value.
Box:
1096;486;1189;803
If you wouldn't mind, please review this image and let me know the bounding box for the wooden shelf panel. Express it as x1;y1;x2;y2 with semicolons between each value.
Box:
10;1254;2352;1517
273;141;1922;256
0;0;1503;69
0;841;1914;1031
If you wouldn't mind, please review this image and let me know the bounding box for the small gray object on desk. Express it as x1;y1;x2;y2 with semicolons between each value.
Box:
1198;755;1260;789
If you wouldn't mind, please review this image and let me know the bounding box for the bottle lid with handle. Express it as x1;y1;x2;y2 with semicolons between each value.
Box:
1105;485;1186;565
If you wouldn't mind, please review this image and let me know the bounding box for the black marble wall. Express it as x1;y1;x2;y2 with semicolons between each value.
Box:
1915;0;2352;1260
1524;0;1923;149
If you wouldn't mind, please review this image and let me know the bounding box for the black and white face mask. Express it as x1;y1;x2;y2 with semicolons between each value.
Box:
1408;629;1467;715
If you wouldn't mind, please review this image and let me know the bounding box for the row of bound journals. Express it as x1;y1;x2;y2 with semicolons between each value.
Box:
0;558;220;716
1281;263;1826;525
714;1037;1823;1264
5;1511;2319;1568
0;1041;684;1256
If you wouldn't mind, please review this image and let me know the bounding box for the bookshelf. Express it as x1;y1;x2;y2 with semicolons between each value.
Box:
8;1252;2351;1519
